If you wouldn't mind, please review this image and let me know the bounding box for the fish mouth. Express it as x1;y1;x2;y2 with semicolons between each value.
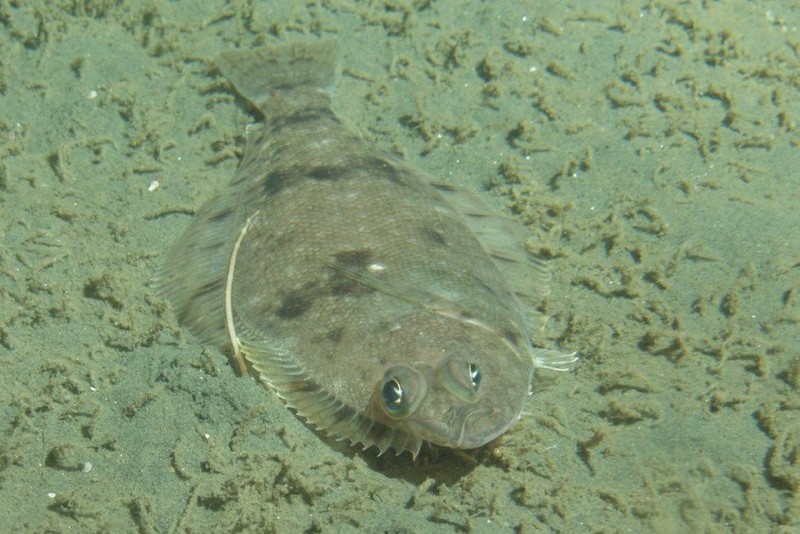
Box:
452;405;511;449
411;405;513;450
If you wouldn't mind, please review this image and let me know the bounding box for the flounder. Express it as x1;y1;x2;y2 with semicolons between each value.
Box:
159;40;576;458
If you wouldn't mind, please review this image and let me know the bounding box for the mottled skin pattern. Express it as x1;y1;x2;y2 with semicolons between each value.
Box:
160;41;571;458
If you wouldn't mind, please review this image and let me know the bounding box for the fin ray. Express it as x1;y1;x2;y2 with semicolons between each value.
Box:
157;191;244;350
239;333;423;458
216;40;338;107
430;181;551;327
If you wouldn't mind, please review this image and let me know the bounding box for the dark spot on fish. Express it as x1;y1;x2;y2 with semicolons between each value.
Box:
328;259;377;297
199;239;227;253
311;326;345;346
317;254;376;297
269;106;339;133
334;249;372;268
360;156;407;186
326;327;344;343
503;330;520;347
429;182;457;193
296;380;320;394
420;226;448;246
307;165;350;181
465;212;490;222
459;310;475;321
475;278;500;298
263;170;292;195
208;208;233;223
192;279;222;298
330;277;375;296
180;279;223;322
261;156;408;196
306;156;407;185
276;290;313;319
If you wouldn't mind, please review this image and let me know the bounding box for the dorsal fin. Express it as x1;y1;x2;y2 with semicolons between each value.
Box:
429;181;551;327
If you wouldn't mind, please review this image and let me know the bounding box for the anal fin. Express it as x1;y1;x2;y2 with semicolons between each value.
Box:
157;190;242;351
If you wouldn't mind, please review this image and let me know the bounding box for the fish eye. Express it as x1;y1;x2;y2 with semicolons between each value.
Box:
437;352;483;403
382;378;403;411
468;362;481;390
379;365;426;420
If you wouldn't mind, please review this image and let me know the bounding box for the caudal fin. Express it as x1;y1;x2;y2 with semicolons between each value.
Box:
216;40;339;108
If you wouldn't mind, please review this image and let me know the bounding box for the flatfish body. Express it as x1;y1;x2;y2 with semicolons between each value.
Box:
159;41;575;458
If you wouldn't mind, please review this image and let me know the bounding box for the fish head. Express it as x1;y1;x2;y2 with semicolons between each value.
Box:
371;321;534;450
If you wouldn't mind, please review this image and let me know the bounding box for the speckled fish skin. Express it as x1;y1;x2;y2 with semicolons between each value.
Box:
159;40;574;459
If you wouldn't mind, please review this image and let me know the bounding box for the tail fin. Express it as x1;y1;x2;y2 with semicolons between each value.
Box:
216;40;339;107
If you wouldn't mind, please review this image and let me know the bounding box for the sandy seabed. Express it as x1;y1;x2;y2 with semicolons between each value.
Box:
0;1;798;532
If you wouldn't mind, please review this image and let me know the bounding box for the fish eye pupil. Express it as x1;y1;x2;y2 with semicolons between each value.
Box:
469;362;481;390
383;378;403;409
